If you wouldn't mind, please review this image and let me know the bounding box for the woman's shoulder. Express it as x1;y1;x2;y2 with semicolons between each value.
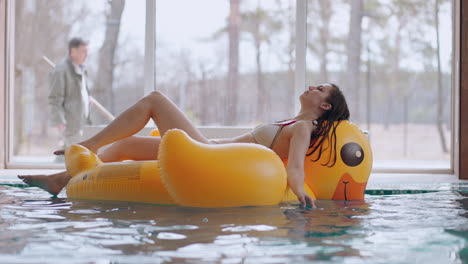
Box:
289;120;316;134
294;119;317;127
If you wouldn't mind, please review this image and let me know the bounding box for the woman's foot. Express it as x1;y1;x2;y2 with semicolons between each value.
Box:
17;171;71;196
53;150;65;155
53;141;98;156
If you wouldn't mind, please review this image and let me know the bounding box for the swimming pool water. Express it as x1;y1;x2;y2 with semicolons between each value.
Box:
0;184;466;264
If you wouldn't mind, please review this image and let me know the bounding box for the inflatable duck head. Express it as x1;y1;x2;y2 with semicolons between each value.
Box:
304;120;372;200
65;144;103;177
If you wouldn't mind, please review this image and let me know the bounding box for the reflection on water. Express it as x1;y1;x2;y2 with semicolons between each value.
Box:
0;185;466;263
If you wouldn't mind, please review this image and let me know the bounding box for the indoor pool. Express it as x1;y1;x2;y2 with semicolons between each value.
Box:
0;183;467;264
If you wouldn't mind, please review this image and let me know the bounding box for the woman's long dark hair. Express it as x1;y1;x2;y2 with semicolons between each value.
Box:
306;83;350;167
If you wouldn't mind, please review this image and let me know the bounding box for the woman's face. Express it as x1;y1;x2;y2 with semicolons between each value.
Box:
300;83;334;110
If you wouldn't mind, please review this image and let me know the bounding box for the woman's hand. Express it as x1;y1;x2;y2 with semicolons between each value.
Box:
294;189;316;209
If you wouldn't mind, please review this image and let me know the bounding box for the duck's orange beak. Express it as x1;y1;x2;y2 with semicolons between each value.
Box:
332;173;367;200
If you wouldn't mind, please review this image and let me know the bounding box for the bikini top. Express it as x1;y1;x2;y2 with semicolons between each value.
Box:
251;120;317;149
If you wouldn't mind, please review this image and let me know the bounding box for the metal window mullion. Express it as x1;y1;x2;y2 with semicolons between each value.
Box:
144;0;156;94
295;0;307;114
5;0;14;168
452;0;461;177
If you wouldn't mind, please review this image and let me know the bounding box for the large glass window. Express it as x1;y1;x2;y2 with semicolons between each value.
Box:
306;0;454;170
155;0;296;126
10;0;145;166
6;0;456;172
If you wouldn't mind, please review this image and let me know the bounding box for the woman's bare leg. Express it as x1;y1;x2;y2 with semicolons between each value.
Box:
22;90;200;195
18;172;71;196
98;136;161;162
19;136;161;195
77;91;208;154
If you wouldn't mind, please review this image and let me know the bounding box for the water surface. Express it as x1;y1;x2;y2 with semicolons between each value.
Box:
0;185;467;263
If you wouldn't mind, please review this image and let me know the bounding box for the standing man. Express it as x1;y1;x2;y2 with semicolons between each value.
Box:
48;37;91;152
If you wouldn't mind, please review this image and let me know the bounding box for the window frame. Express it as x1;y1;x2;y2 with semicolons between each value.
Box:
452;0;461;177
1;0;461;175
0;0;6;169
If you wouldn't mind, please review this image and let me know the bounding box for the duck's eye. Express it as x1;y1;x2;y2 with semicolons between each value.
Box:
340;142;364;167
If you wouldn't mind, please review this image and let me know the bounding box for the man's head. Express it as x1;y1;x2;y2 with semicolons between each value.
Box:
68;37;88;65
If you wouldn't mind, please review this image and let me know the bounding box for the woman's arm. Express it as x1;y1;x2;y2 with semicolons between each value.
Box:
286;121;316;208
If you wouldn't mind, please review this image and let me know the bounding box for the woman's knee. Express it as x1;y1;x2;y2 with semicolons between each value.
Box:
142;91;165;105
108;136;159;161
101;138;130;161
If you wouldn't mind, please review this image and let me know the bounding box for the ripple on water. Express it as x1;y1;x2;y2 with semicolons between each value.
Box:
156;232;187;240
68;209;102;214
221;225;277;232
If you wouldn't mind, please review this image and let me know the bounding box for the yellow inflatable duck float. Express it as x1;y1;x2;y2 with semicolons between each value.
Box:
65;129;287;207
65;121;372;207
